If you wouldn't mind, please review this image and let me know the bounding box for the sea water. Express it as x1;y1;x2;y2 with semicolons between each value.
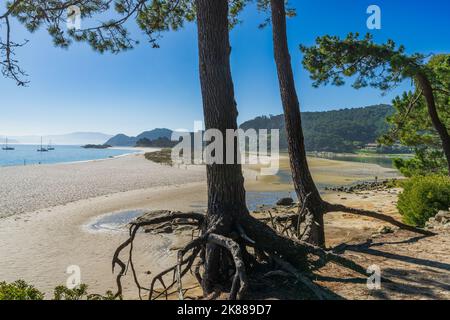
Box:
0;144;136;167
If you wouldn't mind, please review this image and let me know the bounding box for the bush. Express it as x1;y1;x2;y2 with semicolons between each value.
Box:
53;284;115;300
397;175;450;227
0;280;44;300
0;280;116;300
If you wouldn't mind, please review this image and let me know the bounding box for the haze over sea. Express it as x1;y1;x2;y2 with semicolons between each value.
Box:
0;145;134;167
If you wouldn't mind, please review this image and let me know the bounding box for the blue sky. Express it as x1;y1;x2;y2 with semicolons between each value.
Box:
0;0;449;136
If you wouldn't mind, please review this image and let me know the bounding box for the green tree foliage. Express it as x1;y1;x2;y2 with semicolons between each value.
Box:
301;33;450;174
240;104;395;152
301;33;424;90
397;175;450;227
381;55;450;175
0;280;115;300
0;280;44;300
393;148;448;177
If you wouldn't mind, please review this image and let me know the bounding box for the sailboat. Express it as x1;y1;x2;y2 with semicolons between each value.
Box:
2;137;15;150
47;140;55;151
37;137;48;152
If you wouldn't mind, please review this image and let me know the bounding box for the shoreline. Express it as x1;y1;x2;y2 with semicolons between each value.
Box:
0;146;158;169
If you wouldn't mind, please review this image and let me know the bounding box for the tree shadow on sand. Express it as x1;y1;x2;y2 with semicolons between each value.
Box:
333;238;450;272
322;235;450;299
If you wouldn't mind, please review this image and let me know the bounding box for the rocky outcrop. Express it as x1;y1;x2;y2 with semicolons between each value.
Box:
426;209;450;230
324;179;397;193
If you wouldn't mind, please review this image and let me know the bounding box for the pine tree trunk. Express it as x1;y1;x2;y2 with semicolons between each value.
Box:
416;72;450;176
195;0;250;293
270;0;326;246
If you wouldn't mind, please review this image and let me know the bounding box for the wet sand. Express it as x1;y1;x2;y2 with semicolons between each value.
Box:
251;154;400;188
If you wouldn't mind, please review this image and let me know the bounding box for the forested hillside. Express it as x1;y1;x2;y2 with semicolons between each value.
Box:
240;104;393;152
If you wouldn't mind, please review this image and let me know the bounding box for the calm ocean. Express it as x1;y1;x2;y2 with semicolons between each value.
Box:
0;145;136;167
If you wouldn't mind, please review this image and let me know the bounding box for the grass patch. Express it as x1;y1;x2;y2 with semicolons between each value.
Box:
144;149;173;166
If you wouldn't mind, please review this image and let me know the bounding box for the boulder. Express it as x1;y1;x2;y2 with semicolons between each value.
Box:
276;197;294;206
435;210;450;224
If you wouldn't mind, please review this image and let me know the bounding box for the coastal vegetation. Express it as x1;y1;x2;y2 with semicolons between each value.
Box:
144;148;173;166
0;280;44;300
398;175;450;227
241;104;400;153
0;280;115;300
81;144;112;149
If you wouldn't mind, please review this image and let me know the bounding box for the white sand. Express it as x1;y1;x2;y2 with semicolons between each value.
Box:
0;153;206;218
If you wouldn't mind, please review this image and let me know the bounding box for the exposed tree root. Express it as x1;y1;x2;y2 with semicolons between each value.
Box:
207;234;248;299
111;209;381;300
260;200;435;240
109;193;432;300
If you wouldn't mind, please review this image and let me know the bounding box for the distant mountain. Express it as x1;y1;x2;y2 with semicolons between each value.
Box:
240;104;394;152
136;128;173;141
105;134;138;147
135;137;178;148
9;132;113;145
106;128;173;146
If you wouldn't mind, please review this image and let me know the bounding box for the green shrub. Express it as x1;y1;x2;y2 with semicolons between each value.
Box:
397;175;450;227
53;284;115;300
0;280;44;300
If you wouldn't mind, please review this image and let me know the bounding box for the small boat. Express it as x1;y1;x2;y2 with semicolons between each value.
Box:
47;140;55;151
2;137;15;150
37;137;48;152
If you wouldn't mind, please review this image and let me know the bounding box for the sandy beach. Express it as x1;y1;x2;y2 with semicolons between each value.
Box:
0;151;405;298
0;151;206;218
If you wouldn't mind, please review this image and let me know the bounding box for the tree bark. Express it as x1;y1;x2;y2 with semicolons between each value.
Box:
270;0;326;246
195;0;250;293
415;72;450;175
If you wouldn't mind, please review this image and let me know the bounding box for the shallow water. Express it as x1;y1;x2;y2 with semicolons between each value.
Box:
0;144;136;167
88;192;301;232
87;210;144;232
188;190;298;213
311;153;398;168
